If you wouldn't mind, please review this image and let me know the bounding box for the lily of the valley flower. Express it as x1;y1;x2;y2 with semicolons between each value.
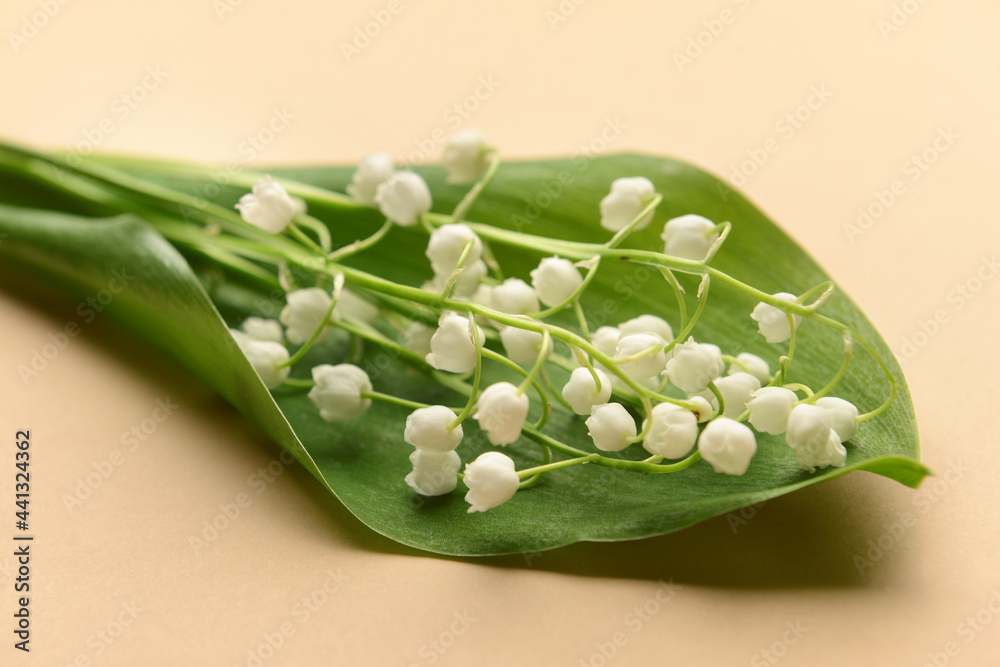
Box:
599;176;656;232
618;314;673;346
426;312;484;373
816;396;859;442
727;352;771;384
586;403;636;452
426;223;484;277
464;451;520;513
746;387;798;435
347;152;395;205
530;256;583;307
239;316;284;343
404;405;463;452
240;340;290;389
751;292;802;344
473;382;530;446
375;171;432;226
614;333;666;380
405;449;461;496
693;371;761;421
660;214;719;261
785;404;847;473
307;364;373;421
442;130;491;184
643;402;698;459
698;417;757;475
500;325;552;367
665;338;724;393
236;175;303;233
561;367;612;416
491;278;540;315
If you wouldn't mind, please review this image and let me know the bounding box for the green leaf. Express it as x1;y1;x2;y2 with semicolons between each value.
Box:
0;152;928;556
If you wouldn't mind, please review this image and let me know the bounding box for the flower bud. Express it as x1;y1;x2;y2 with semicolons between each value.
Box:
751;292;801;344
500;325;552;366
586;403;637;452
688;395;715;422
236;175;302;233
375;171;432;226
491;278;540;315
308;364;372;421
643;402;698;459
474;382;530;446
426;223;484;277
728;352;771;384
280;288;333;345
426;312;484;373
618;314;673;346
698;417;757;475
599;176;656;232
786;404;847;472
592;326;621;358
442;130;490;184
660;214;718;260
336;288;379;324
747;387;798;435
530;256;583;307
464;451;520;513
347;152;394;205
239;316;284;343
816;396;859;442
241;340;290;389
405;450;461;496
615;333;666;380
404;405;463;452
665;338;724;393
561;367;613;416
695;372;761;421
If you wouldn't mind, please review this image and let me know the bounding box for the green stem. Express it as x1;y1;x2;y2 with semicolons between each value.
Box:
327;219;393;262
659;268;688;331
605;193;663;249
278;285;339;368
450;313;483;428
450;149;501;224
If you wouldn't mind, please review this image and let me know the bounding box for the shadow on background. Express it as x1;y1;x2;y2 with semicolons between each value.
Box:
2;268;915;591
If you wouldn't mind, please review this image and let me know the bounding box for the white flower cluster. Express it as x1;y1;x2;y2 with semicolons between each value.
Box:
227;135;875;521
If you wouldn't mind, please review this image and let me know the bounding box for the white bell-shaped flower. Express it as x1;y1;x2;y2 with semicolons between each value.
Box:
728;352;771;384
442;130;490;184
643;402;698;459
403;321;434;357
346;152;394;205
618;314;674;346
464;451;520;513
492;278;540;315
241;340;290;389
336;288;379;324
236;175;302;233
239;316;284;343
751;292;802;344
695;372;761;421
280;288;333;345
474;382;530;446
561;367;613;416
530;256;583;308
786;404;847;472
816;397;859;442
405;449;461;496
614;333;666;380
586;403;637;452
747;387;798;435
404;405;463;452
500;325;552;366
698;417;757;475
688;395;715;422
592;326;622;358
308;364;372;421
599;176;656;232
665;338;724;393
424;259;488;298
426;312;484;373
375;171;432;226
660;214;719;260
426;223;484;276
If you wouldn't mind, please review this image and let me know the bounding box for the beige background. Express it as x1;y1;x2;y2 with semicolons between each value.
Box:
2;1;998;665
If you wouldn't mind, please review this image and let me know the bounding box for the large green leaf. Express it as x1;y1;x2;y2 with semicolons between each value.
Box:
0;152;927;556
